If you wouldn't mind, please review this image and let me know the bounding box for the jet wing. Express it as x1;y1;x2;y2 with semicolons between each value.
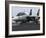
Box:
28;15;40;17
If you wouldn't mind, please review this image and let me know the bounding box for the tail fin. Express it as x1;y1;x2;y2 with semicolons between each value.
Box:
29;9;32;15
37;9;40;16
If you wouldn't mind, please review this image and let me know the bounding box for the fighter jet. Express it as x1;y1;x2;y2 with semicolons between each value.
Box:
12;9;40;24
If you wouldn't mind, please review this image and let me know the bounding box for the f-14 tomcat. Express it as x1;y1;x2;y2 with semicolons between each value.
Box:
12;9;40;24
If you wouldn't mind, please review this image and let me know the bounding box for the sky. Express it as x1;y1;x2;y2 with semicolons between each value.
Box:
12;6;40;17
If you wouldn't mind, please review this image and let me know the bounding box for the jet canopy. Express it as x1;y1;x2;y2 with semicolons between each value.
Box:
16;12;26;16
